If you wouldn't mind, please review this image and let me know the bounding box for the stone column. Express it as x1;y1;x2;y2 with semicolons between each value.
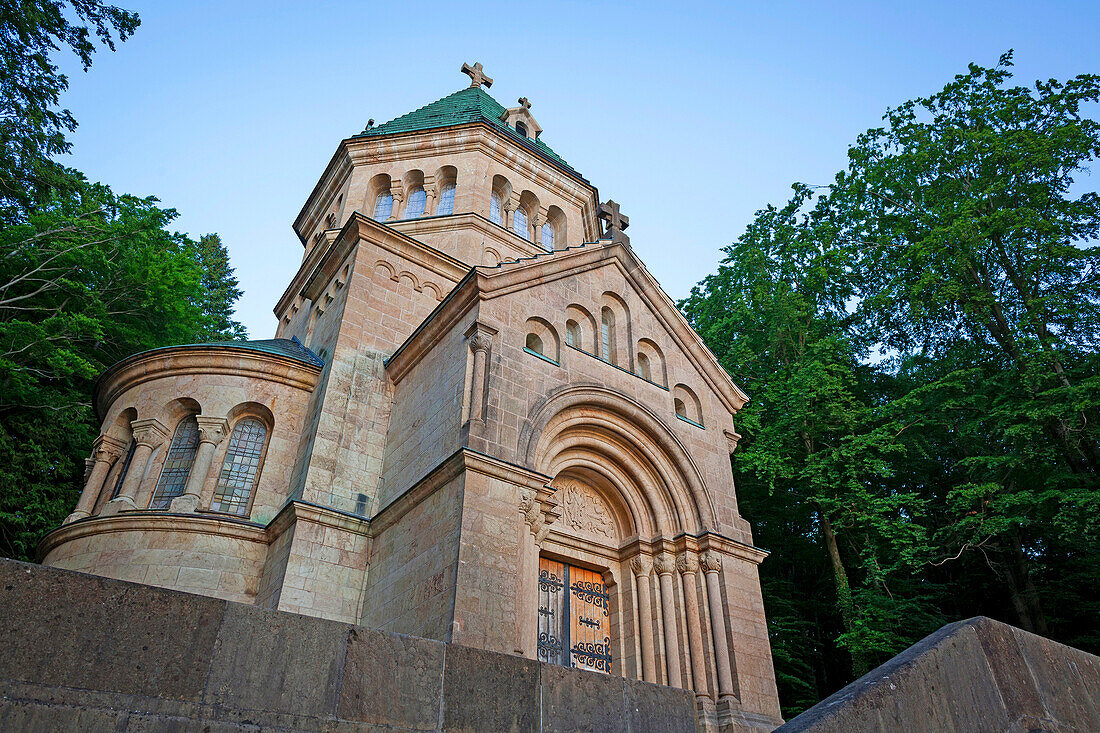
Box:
169;416;228;513
677;551;711;700
529;211;542;246
516;488;555;658
701;551;737;702
388;182;404;220
64;436;125;524
101;418;169;514
654;552;682;688
466;324;495;422
503;196;517;230
423;175;438;215
631;555;658;683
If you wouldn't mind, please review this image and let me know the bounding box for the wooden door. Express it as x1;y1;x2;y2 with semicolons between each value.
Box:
537;557;612;673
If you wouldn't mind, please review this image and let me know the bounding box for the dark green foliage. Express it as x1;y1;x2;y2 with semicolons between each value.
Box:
0;2;244;560
683;53;1100;718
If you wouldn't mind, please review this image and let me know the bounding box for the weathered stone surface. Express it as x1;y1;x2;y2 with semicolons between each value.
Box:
0;558;223;701
339;626;445;729
0;558;698;732
778;616;1100;733
623;676;698;733
541;661;626;733
441;642;541;733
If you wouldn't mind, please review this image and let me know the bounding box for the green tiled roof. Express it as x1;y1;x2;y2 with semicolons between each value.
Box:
353;87;583;179
126;338;325;368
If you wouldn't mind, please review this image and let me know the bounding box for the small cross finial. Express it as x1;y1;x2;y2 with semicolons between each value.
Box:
518;97;531;110
461;61;493;89
597;200;630;246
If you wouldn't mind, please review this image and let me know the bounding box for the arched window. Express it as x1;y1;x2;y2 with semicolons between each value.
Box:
601;307;615;364
637;352;651;382
513;207;529;240
109;441;137;499
565;320;580;348
541;223;554;251
150;415;200;510
674;398;687;418
525;332;544;355
437;183;455;215
403;188;426;218
516;121;528;137
373;192;393;220
490;192;503;225
210;418;268;516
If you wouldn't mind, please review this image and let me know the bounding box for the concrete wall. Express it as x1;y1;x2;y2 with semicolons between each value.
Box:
778;616;1100;733
0;558;695;733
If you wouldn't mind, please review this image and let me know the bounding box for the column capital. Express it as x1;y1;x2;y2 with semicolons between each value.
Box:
654;552;676;576
700;550;723;574
194;415;230;446
630;555;653;577
130;418;170;449
519;486;560;545
91;434;127;464
676;551;699;575
465;321;497;354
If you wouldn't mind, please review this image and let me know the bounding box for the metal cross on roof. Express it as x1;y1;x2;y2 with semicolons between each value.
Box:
518;97;531;110
597;200;630;246
461;61;493;89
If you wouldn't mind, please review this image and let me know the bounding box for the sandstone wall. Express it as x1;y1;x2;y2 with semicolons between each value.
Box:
0;558;696;733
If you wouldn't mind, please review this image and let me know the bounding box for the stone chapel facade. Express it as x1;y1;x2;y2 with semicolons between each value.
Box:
40;64;783;732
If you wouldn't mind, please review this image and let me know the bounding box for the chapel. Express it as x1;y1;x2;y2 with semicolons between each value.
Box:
40;64;783;732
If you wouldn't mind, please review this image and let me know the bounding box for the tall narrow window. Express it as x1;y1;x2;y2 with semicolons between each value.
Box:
525;332;544;355
601;307;615;363
514;207;529;240
437;183;455;215
150;416;200;510
210;418;268;516
565;320;580;348
638;352;651;382
541;223;554;251
403;188;426;218
674;398;687;418
373;192;393;220
490;192;503;225
109;441;137;499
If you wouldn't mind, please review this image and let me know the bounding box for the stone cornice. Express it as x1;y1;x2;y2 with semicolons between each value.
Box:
265;499;371;543
292;150;354;246
37;511;268;560
94;347;322;419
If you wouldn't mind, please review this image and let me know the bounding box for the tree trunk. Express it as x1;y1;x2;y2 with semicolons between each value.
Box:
817;504;871;678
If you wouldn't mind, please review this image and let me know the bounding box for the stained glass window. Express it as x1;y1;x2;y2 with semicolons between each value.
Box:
601;307;614;363
373;192;393;220
490;192;503;225
541;223;554;251
210;418;268;516
437;183;455;215
514;207;529;240
150;416;200;510
404;188;426;218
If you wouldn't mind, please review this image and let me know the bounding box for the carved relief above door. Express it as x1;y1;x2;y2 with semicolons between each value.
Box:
551;477;619;544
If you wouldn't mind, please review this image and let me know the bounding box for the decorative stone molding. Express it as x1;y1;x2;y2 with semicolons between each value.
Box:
654;552;676;577
91;434;127;465
194;416;230;446
519;486;558;545
553;477;617;544
630;555;652;577
700;550;722;574
464;321;497;422
676;551;699;575
724;429;742;454
129;418;170;449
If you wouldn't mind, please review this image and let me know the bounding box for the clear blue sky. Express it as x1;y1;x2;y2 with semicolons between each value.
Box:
54;0;1100;337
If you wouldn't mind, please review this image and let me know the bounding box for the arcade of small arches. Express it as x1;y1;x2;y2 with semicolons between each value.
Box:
352;166;568;252
64;399;276;525
517;385;740;704
522;297;706;428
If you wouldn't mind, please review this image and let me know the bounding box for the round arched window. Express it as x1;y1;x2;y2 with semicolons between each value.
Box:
437;183;455;215
373;192;393;220
541;223;554;251
514;207;529;240
490;192;503;225
404;188;426;218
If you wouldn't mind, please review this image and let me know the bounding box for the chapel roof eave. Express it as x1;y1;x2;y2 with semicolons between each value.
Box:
92;339;324;421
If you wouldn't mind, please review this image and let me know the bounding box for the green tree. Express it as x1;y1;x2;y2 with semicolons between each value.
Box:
0;1;245;560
